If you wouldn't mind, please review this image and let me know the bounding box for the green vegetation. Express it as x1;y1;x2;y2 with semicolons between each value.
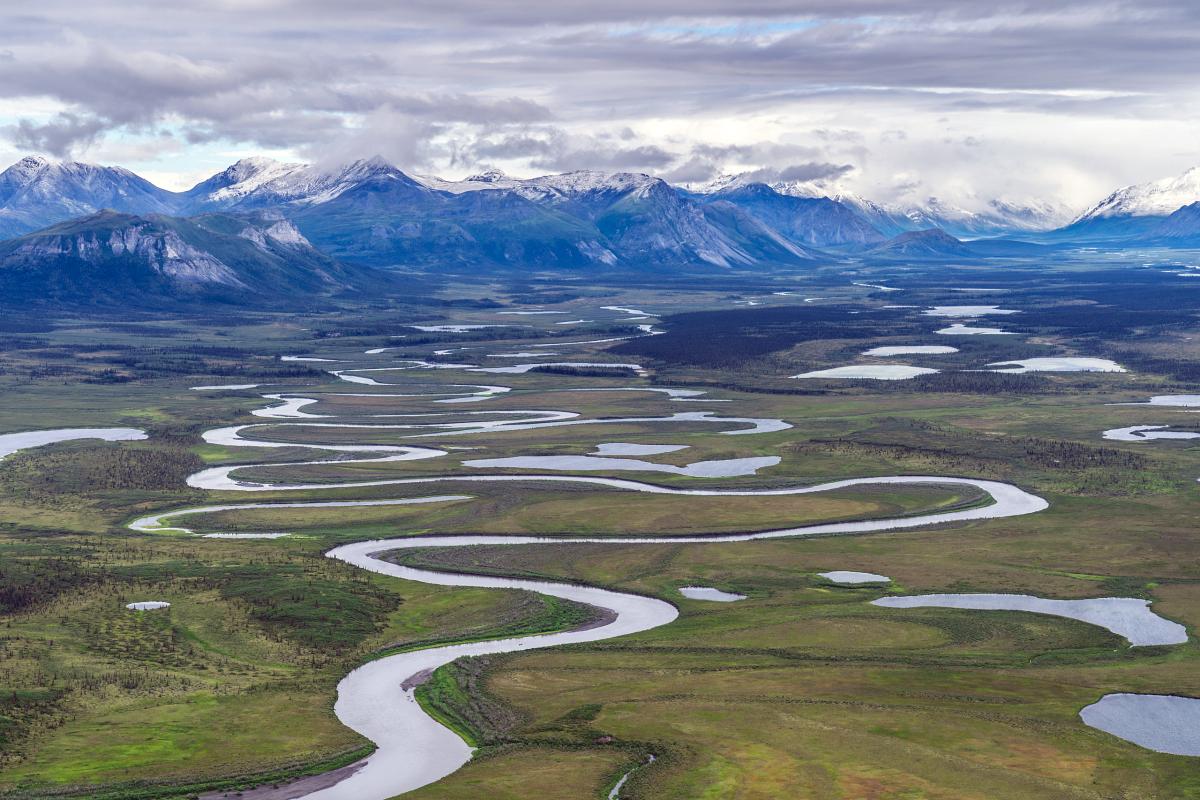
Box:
4;266;1200;797
374;592;603;660
415;657;524;748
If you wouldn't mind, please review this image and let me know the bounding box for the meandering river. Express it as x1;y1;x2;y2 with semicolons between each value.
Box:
133;376;1053;799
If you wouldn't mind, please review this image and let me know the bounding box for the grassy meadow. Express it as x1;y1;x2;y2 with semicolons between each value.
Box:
1;262;1200;797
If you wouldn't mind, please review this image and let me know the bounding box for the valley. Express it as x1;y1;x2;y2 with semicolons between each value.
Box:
4;2;1200;797
2;258;1200;798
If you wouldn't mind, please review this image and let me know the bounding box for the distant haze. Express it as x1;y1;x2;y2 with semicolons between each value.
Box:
0;2;1197;214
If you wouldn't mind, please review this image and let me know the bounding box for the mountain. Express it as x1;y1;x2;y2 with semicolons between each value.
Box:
698;183;885;247
293;166;821;269
864;228;977;260
524;171;820;266
892;197;1070;238
181;156;410;211
0;209;390;308
984;198;1073;233
177;159;824;268
711;174;1070;238
0;156;179;239
414;168;520;194
1150;202;1200;243
4;153;1098;271
197;161;802;268
179;156;306;210
1061;167;1200;240
695;201;825;264
289;172;616;269
1076;167;1200;221
768;181;1070;241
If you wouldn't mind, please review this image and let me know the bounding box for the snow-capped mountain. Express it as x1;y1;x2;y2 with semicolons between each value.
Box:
531;171;825;265
986;198;1073;231
797;190;1064;238
418;169;666;206
701;182;886;247
369;166;823;267
11;152;1177;275
181;157;306;209
414;168;521;194
0;155;179;239
892;197;1070;238
287;166;624;269
183;155;427;210
1056;166;1200;240
697;172;1068;238
1074;167;1200;221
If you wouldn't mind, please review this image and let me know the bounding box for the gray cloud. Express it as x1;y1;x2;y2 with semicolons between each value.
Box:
533;144;677;171
0;1;1196;208
461;126;678;173
776;162;855;182
660;157;721;184
6;112;108;156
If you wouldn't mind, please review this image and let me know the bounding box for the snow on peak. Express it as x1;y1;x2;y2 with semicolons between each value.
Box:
466;168;511;183
2;155;110;184
685;173;751;194
1076;166;1200;221
769;178;835;200
685;173;769;195
414;169;521;193
339;155;398;179
198;155;412;207
686;173;833;199
415;168;664;199
524;170;660;196
205;158;305;203
12;155;56;172
986;197;1072;230
0;157;57;192
226;156;292;179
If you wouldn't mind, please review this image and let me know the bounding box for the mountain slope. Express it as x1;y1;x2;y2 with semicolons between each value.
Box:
0;210;390;307
181;156;415;211
521;171;823;266
698;201;826;263
180;157;307;211
890;197;1070;238
186;158;618;269
583;175;801;267
700;173;1070;238
288;170;614;269
0;156;180;239
864;228;977;260
1058;167;1200;241
293;165;820;269
1075;167;1200;221
703;183;885;247
1150;202;1200;243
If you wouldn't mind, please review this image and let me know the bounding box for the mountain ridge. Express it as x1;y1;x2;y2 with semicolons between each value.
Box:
1;154;1198;273
0;208;394;307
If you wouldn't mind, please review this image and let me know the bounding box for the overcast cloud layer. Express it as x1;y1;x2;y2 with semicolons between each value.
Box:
0;1;1198;211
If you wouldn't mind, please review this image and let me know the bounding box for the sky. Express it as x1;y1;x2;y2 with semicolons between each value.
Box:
0;1;1198;214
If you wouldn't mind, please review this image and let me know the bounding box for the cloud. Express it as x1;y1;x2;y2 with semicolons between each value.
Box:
0;1;1197;209
6;112;108;156
532;144;677;171
461;127;677;174
661;156;721;183
775;162;855;182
